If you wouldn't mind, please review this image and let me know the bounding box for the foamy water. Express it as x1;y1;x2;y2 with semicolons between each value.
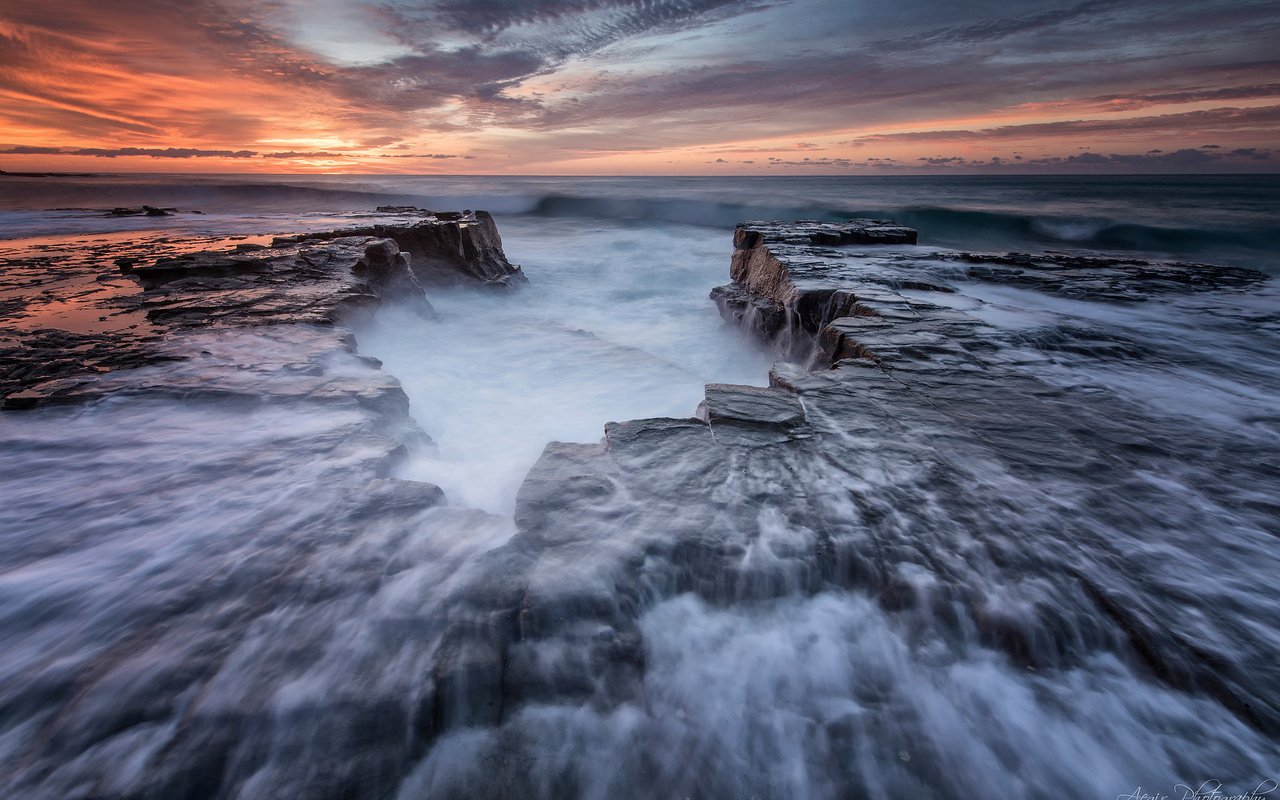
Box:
1;176;1278;798
357;217;771;511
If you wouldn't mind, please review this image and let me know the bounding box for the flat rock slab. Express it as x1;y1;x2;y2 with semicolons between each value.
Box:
698;383;806;429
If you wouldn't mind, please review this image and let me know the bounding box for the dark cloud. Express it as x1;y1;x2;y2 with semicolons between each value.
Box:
77;147;257;159
423;0;753;35
261;151;348;158
333;0;769;120
765;157;855;167
0;146;256;158
846;105;1280;145
503;2;1280;146
0;146;65;155
0;145;481;161
921;147;1276;170
1085;80;1280;110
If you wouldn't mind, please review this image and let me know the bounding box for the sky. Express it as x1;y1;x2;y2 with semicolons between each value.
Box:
1;0;1278;174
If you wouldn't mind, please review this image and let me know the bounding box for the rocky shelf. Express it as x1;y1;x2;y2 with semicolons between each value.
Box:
0;210;517;409
712;217;1266;366
408;218;1277;773
2;214;1276;797
272;209;525;288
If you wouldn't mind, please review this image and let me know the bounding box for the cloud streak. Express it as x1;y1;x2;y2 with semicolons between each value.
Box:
0;0;1277;173
847;105;1280;145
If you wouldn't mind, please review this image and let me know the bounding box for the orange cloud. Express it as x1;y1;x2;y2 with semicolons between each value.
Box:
1;0;1278;174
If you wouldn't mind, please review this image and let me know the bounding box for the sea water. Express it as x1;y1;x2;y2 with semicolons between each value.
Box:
1;174;1278;798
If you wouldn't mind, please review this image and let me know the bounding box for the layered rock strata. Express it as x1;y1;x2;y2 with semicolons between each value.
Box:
406;220;1277;793
274;209;526;288
712;218;1265;365
0;213;515;408
0;214;527;797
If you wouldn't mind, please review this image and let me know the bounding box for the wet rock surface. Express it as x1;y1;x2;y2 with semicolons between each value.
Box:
0;216;517;798
0;212;513;408
2;214;1278;798
107;205;182;217
713;218;1267;363
0;323;491;800
399;220;1279;795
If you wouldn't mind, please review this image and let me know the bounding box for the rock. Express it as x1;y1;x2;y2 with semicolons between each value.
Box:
106;206;178;217
375;206;433;215
354;240;437;318
714;218;1267;364
275;210;526;289
1;208;525;408
407;218;1279;762
713;219;911;362
122;235;431;330
941;250;1266;300
696;383;806;430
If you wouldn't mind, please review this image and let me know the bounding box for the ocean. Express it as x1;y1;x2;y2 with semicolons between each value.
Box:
4;173;1280;270
1;174;1277;798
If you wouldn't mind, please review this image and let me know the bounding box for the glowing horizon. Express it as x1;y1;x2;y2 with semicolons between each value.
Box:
2;1;1278;175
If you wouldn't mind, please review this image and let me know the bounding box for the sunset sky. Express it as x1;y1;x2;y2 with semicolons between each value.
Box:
1;0;1278;174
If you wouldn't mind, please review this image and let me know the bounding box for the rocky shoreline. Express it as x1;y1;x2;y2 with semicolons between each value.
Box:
0;210;522;408
712;217;1266;366
1;211;1276;796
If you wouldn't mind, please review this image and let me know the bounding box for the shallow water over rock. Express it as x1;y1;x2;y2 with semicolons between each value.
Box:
0;207;1277;799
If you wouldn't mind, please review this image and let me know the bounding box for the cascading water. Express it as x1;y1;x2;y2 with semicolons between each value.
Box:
1;175;1278;799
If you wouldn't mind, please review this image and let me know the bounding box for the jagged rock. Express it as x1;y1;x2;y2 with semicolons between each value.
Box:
354;239;436;318
733;218;917;249
2;209;522;408
714;219;1267;365
128;236;433;329
708;284;787;339
275;211;526;288
712;219;909;362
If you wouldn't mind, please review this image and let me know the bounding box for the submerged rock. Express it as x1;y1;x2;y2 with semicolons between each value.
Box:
375;205;434;215
106;205;178;217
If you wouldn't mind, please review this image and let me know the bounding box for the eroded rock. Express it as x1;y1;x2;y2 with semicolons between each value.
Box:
2;210;520;408
410;219;1279;776
274;211;526;288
